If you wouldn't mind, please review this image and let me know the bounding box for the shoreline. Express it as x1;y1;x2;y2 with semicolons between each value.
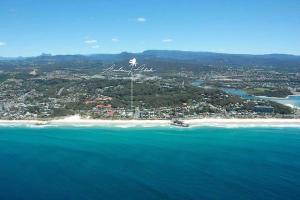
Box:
257;94;300;99
1;116;300;128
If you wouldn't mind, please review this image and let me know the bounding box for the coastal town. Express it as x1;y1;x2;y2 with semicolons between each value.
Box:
0;55;299;120
2;1;300;200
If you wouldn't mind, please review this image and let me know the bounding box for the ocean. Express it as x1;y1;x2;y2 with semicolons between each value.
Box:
0;126;300;200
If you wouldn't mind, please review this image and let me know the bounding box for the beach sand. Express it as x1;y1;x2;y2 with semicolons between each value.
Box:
1;115;300;128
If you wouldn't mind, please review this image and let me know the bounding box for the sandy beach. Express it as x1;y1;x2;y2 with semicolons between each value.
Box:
1;115;300;128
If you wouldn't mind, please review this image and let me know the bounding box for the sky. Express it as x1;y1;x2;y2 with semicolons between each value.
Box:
0;0;300;57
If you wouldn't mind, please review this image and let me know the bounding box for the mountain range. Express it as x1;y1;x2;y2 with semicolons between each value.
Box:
1;50;300;70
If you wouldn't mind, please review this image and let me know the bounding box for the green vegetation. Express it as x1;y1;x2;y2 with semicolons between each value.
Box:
246;87;292;98
0;57;298;119
0;74;8;82
269;102;293;115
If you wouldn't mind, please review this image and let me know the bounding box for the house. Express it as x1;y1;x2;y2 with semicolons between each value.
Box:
253;106;274;113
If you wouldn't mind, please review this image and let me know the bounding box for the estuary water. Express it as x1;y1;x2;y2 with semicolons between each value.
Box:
0;127;300;200
259;95;300;108
222;88;300;108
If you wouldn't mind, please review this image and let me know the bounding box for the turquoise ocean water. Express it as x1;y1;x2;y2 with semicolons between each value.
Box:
0;126;300;199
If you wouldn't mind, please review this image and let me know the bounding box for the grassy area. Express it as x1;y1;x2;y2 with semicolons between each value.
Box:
246;87;292;98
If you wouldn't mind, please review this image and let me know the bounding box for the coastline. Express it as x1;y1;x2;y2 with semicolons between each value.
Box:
1;116;300;128
256;94;300;100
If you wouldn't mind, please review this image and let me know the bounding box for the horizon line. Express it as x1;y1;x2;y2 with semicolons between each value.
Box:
1;49;300;58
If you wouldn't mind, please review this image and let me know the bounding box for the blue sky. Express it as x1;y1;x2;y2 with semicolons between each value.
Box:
0;0;299;56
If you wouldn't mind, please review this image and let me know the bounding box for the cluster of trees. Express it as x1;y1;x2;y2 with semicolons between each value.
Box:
247;88;293;98
242;101;292;115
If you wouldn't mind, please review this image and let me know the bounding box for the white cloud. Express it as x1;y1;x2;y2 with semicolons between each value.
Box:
91;45;100;49
162;39;173;43
84;39;99;48
0;42;6;46
84;40;98;44
136;17;146;22
112;38;119;42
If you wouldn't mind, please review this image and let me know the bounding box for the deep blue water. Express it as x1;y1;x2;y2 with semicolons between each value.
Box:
0;127;300;200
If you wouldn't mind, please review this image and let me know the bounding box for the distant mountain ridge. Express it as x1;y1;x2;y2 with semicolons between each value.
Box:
1;50;300;69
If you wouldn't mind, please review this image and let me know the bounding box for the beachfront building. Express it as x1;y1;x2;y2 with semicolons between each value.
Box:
253;106;274;113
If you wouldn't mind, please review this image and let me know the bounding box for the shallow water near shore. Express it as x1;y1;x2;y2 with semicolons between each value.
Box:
0;127;300;200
